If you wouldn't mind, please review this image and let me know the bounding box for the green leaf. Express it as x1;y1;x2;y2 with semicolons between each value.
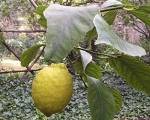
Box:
128;5;150;26
86;27;97;42
72;59;83;74
104;10;117;25
80;50;102;79
35;5;47;28
111;88;122;113
35;5;47;15
87;77;122;120
109;55;150;95
85;62;102;79
138;6;150;13
93;14;146;56
44;4;99;62
21;44;44;67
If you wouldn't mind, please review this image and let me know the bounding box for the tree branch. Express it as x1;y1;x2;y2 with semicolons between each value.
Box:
1;42;35;75
0;30;46;33
0;68;41;74
28;0;38;8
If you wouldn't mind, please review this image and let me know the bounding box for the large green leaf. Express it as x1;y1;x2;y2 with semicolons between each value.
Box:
20;44;44;67
109;55;150;95
138;6;150;13
93;14;146;57
44;4;99;62
85;27;97;43
128;6;150;26
87;77;122;120
104;10;117;25
85;62;102;79
72;59;83;75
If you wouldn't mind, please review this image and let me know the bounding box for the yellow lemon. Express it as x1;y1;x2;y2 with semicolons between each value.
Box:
32;63;73;117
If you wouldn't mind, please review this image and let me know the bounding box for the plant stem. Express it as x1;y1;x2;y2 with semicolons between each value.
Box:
76;47;116;58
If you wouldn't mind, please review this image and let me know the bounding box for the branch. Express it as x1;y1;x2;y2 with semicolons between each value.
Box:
30;46;45;68
1;42;35;75
0;30;46;33
28;0;38;8
0;68;41;74
23;46;45;75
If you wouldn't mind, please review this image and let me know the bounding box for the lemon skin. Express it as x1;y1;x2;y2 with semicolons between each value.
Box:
32;63;73;117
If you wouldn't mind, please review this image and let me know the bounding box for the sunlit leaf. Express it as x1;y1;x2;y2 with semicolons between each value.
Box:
93;14;146;56
44;4;99;62
80;50;92;70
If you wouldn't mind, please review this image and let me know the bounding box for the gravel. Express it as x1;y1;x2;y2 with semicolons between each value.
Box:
0;73;150;120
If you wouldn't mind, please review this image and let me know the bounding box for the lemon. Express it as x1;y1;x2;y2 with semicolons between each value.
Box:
32;63;73;117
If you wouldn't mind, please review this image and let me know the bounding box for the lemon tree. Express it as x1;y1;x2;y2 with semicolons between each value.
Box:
2;0;149;120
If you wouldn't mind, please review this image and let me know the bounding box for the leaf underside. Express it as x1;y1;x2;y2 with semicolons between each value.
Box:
109;55;150;95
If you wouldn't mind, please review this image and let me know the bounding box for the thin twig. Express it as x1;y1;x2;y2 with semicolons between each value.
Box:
23;46;45;75
29;46;45;69
0;68;41;74
1;42;35;75
28;0;38;8
130;15;149;38
2;42;20;60
0;30;46;33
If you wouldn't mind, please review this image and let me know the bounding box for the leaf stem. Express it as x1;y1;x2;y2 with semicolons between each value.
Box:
76;47;116;58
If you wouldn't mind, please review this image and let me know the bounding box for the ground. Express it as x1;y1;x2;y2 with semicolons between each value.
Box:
0;72;150;120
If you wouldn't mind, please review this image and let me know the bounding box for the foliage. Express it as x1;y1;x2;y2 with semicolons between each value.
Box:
44;4;99;62
109;55;150;95
21;44;44;67
87;77;122;120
